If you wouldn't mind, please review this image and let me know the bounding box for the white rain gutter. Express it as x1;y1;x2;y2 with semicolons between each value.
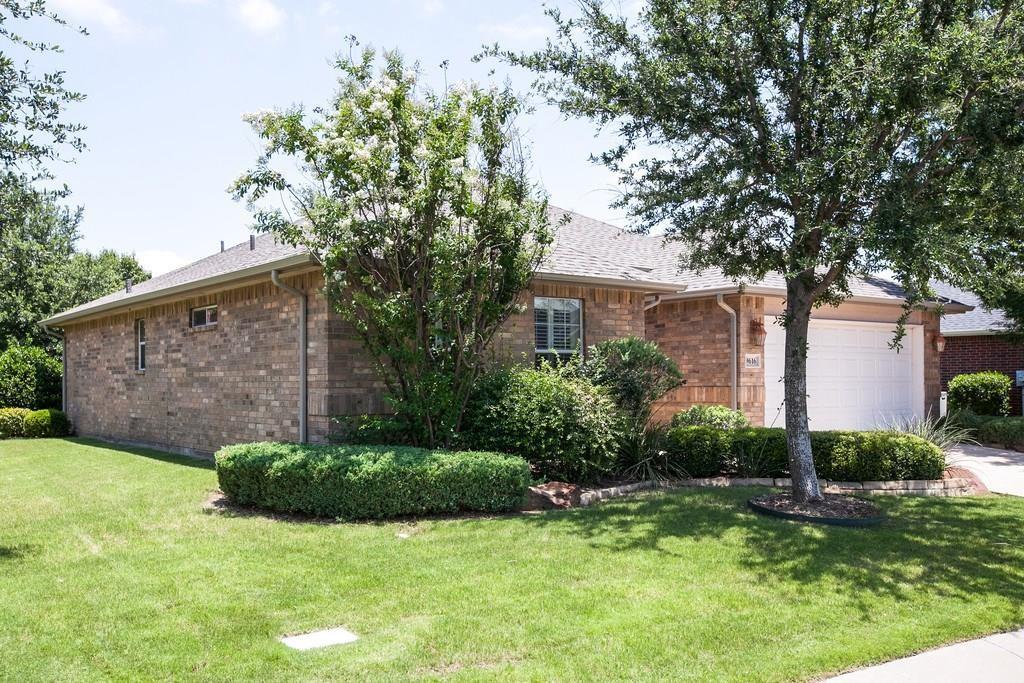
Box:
716;294;738;411
271;270;307;443
40;323;67;412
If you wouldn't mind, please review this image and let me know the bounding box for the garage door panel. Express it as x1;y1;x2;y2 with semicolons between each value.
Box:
763;318;923;430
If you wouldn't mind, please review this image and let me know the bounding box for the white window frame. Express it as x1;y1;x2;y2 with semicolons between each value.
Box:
135;319;146;371
190;304;218;329
534;296;583;361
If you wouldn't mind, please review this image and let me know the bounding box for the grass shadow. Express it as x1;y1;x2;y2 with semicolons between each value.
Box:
521;487;1024;615
0;544;39;560
68;438;215;470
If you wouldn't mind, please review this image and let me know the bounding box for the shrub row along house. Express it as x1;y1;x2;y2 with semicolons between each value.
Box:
41;207;970;456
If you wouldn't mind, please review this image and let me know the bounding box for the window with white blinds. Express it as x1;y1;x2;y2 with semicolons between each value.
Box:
534;297;582;362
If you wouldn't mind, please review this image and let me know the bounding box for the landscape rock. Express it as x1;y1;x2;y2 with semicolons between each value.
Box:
524;482;582;510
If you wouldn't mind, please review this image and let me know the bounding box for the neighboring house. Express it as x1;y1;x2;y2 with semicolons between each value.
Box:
931;282;1024;416
41;207;969;455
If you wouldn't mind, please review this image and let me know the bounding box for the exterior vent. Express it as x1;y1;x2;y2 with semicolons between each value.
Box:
125;278;133;293
250;235;256;250
220;240;225;252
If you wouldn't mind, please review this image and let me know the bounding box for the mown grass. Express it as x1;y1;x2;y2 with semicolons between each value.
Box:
2;437;1023;681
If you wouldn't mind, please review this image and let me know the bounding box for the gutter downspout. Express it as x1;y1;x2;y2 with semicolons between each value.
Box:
644;295;663;311
271;270;307;443
715;294;738;411
41;323;67;412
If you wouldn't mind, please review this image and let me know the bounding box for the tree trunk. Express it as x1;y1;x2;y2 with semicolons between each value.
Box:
783;279;823;503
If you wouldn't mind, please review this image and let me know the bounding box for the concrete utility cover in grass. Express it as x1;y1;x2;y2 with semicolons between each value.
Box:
280;627;358;650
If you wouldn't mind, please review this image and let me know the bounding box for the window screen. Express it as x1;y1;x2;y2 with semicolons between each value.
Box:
190;305;218;328
135;319;146;371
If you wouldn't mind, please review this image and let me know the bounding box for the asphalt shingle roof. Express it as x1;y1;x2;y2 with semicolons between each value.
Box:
930;282;1009;334
45;205;957;325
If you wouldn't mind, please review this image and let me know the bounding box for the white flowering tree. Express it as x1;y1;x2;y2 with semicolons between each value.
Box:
232;49;552;447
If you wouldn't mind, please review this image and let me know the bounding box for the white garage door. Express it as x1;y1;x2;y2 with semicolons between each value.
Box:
763;318;925;430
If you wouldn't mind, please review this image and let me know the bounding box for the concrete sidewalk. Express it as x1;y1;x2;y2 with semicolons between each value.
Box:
947;444;1024;497
826;629;1024;681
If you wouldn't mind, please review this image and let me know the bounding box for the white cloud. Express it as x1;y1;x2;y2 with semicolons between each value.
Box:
231;0;286;34
478;16;548;45
50;0;139;37
421;0;443;15
136;249;191;277
317;1;337;16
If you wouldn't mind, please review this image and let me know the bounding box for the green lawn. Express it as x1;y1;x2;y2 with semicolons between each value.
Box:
2;439;1023;682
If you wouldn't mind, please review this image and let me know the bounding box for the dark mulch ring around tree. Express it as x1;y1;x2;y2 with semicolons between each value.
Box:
748;493;886;527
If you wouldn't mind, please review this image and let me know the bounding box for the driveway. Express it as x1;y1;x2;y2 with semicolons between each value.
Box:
826;628;1024;681
948;444;1024;497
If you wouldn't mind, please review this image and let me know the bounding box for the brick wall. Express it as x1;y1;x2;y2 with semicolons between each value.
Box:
493;280;647;363
62;274;642;454
940;334;1024;415
645;294;766;424
63;270;386;454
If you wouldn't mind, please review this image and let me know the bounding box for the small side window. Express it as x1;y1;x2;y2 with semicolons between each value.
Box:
135;319;146;371
190;304;218;329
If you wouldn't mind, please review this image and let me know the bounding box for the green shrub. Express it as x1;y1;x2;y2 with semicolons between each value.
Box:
215;442;532;520
817;431;944;481
730;427;789;477
948;371;1011;416
0;407;30;438
660;425;943;481
22;409;71;438
671;404;750;430
331;414;411;445
461;364;619;482
664;426;733;477
582;337;684;472
0;345;62;410
977;417;1024;449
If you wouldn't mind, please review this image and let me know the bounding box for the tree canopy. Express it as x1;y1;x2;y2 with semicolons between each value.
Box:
233;48;551;447
490;0;1024;501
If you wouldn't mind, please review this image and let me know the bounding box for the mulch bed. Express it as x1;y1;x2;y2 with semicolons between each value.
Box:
748;492;885;527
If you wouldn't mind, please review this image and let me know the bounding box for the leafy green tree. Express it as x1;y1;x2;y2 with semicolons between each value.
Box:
233;49;552;447
0;180;149;352
490;0;1024;501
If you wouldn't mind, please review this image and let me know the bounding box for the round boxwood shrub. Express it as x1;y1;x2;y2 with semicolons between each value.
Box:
664;425;733;477
22;409;72;438
215;442;532;520
461;365;619;482
0;345;62;410
671;404;750;430
948;371;1011;416
0;407;30;438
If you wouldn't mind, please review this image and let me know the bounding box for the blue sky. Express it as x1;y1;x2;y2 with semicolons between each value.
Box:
33;0;634;274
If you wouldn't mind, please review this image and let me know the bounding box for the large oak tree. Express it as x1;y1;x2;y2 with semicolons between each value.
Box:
489;0;1024;502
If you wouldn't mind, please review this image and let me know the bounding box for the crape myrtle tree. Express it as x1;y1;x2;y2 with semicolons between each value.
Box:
488;0;1024;502
232;48;552;448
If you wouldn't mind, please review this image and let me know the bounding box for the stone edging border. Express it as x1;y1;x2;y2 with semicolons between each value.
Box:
578;475;979;507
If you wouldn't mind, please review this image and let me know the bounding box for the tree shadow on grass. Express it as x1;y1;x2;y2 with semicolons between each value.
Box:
0;544;39;561
67;438;214;470
519;487;1024;615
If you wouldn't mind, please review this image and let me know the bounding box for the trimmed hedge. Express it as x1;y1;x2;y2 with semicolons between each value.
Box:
0;407;31;438
215;442;532;520
22;409;72;438
663;426;945;481
976;417;1024;449
948;371;1011;416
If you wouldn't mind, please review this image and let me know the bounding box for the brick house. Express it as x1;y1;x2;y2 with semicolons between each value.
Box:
931;283;1024;416
41;207;969;456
